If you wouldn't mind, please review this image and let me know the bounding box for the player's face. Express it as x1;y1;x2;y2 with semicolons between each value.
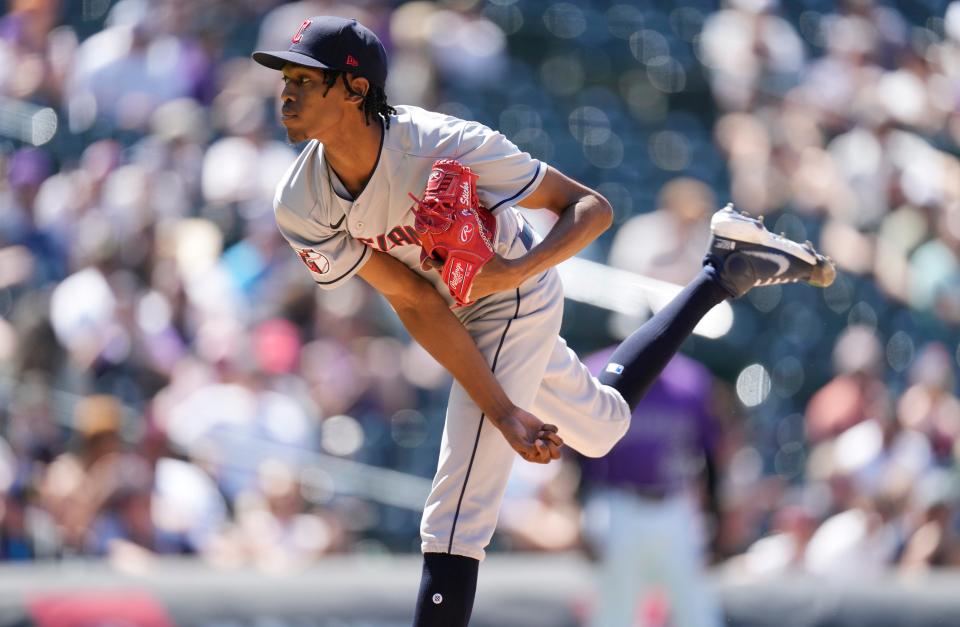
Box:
279;64;349;143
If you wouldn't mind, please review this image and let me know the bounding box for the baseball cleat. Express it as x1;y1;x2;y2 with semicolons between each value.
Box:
705;203;836;298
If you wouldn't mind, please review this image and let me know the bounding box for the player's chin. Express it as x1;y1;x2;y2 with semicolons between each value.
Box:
284;128;308;144
281;119;307;143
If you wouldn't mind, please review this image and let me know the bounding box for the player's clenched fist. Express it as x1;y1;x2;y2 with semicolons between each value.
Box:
489;405;564;464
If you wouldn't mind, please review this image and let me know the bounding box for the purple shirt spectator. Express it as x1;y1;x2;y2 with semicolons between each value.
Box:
581;350;718;495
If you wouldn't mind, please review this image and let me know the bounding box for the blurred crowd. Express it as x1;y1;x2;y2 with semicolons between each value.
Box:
0;0;959;595
697;0;960;580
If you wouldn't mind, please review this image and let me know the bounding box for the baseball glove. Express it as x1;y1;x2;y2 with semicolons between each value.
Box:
409;159;497;306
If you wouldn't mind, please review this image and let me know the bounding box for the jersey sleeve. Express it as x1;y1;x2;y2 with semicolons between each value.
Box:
455;121;548;215
275;201;371;289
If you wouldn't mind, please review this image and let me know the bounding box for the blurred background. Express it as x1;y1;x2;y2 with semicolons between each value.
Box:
2;0;960;625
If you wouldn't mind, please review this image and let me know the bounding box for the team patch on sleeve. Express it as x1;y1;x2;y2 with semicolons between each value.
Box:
296;249;331;274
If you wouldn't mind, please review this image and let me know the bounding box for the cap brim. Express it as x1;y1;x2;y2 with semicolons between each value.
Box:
251;50;332;71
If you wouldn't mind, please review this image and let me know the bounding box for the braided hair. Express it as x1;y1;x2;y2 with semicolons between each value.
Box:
321;70;397;129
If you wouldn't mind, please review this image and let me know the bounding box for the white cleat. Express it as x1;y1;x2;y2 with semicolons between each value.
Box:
706;204;836;298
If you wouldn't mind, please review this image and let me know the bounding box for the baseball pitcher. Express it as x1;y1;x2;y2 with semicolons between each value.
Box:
252;16;835;627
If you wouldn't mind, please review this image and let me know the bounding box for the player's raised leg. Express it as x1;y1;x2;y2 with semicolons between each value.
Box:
599;204;835;411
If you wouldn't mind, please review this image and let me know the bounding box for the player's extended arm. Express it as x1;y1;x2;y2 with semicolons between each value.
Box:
357;250;563;463
469;166;613;299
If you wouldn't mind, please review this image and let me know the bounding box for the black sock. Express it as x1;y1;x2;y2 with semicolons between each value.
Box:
599;265;728;411
412;553;480;627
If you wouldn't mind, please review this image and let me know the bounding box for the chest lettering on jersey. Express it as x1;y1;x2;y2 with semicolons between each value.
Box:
358;225;421;252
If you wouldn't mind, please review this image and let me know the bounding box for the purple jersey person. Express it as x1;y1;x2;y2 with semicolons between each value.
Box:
581;350;723;627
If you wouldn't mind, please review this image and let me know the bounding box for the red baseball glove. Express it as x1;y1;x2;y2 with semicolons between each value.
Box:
409;159;497;306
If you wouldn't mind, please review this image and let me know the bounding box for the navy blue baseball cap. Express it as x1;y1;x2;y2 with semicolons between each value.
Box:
252;16;388;89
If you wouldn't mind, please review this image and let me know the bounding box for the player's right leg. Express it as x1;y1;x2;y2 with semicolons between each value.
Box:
597;204;835;413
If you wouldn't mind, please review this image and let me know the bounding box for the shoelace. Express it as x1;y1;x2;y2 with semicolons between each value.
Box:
408;192;455;234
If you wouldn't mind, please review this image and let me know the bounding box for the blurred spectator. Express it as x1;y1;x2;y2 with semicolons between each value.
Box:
700;0;805;111
725;502;818;578
805;325;891;442
0;487;34;560
608;177;714;287
37;395;155;556
208;458;344;572
68;0;216;131
580;351;723;627
604;177;716;339
897;343;960;461
497;455;581;553
899;470;960;571
803;494;901;578
0;0;68;104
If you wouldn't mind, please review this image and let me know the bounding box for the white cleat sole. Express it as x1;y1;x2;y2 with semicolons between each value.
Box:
710;204;818;266
708;204;837;291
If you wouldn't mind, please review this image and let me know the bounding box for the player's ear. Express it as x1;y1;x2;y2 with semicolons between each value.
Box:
346;75;369;103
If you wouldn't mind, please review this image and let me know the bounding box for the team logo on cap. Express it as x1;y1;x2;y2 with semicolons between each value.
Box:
292;19;311;44
345;54;359;67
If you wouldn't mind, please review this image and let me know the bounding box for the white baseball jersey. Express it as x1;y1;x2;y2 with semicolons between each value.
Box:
274;105;631;561
274;105;545;311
